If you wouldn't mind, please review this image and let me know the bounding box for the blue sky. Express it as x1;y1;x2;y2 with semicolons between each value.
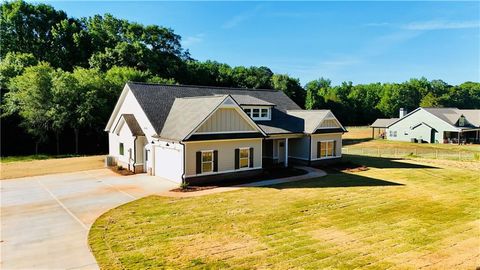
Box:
39;1;479;85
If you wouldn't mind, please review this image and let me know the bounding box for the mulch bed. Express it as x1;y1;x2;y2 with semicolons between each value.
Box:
170;167;308;192
109;166;135;176
170;186;218;192
316;161;369;173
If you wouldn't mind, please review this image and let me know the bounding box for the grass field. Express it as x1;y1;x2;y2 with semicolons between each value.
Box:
0;155;105;179
344;127;480;161
89;155;479;269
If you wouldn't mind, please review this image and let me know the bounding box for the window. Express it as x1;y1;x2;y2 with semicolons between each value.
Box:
459;116;465;127
393;131;397;137
261;108;268;118
318;141;336;159
201;151;213;173
239;148;249;168
252;108;260;118
242;106;271;120
119;143;124;155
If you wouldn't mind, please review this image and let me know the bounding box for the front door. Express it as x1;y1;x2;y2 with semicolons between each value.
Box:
278;140;285;164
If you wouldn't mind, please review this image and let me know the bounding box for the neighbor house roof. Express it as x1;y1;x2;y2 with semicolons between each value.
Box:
386;107;480;129
126;82;303;135
121;114;144;136
371;118;399;128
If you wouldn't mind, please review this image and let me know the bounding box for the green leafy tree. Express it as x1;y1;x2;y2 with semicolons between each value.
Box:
304;77;331;109
270;74;305;107
0;52;37;91
3;63;54;154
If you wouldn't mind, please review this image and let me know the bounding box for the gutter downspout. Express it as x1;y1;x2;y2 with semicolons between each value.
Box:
133;136;137;172
179;141;186;184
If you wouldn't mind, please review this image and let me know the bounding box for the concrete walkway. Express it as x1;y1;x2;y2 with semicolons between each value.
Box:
0;169;177;270
159;166;326;198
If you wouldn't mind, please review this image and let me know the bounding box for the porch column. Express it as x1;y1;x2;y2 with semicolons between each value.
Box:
285;138;289;167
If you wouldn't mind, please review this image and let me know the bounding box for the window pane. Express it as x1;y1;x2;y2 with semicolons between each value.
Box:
252;109;260;117
244;109;251;116
261;109;268;117
202;152;212;162
240;158;249;168
202;162;212;173
240;149;249;158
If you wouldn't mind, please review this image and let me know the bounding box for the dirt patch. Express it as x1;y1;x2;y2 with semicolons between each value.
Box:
0;155;105;179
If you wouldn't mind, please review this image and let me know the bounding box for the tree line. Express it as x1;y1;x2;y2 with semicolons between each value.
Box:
1;0;479;156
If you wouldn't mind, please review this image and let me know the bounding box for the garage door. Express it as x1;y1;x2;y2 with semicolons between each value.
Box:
154;145;183;183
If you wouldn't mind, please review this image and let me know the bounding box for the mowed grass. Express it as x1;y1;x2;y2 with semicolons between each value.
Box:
89;155;480;269
0;155;105;179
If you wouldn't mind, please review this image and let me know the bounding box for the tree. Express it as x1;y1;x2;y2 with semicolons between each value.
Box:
0;52;37;92
304;78;331;109
3;62;54;154
270;74;305;107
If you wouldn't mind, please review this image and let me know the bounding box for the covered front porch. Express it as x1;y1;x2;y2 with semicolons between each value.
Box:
262;134;306;168
444;130;480;144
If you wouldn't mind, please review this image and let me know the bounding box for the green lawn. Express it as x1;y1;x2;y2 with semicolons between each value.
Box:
89;155;479;269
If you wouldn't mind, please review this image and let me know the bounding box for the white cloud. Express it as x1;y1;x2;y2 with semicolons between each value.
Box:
182;34;204;47
402;20;480;30
222;5;263;29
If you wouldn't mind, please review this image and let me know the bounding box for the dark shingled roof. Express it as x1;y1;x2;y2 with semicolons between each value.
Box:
122;114;144;136
127;82;304;135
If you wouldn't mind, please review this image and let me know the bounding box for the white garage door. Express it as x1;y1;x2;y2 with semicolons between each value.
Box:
154;145;183;183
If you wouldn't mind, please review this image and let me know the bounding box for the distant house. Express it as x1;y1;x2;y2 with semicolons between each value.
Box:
105;83;347;184
382;107;480;144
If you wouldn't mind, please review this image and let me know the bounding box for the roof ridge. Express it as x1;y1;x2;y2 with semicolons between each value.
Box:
127;81;280;92
178;95;227;100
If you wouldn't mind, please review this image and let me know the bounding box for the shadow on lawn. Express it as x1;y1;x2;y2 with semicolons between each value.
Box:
271;154;439;189
342;138;373;146
342;154;438;169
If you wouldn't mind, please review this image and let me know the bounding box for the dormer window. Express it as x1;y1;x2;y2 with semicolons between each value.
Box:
458;116;465;127
243;106;271;120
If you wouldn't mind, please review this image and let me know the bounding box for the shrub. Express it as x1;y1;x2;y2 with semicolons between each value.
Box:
117;165;123;170
180;181;189;190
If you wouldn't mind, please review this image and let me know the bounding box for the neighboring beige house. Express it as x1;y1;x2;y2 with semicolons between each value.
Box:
105;83;346;184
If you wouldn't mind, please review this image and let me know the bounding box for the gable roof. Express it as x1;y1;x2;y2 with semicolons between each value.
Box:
387;107;480;129
286;110;346;134
371;118;399;128
126;82;303;135
114;114;144;136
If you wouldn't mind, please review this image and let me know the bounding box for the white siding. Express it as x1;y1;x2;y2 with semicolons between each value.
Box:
154;141;184;183
386;109;457;143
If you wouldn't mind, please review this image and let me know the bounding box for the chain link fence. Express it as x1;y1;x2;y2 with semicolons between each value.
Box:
343;147;480;161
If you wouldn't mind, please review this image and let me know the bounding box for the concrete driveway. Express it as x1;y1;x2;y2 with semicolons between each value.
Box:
1;169;177;270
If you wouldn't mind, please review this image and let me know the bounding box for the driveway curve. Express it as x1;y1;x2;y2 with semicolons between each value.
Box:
1;169;176;270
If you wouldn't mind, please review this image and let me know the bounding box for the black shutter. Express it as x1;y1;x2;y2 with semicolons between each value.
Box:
249;147;254;168
213;150;218;172
333;141;337;156
234;148;240;169
317;142;321;158
196;151;202;174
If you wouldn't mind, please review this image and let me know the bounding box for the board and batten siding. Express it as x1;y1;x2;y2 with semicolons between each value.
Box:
195;108;255;133
184;139;262;177
310;133;342;160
